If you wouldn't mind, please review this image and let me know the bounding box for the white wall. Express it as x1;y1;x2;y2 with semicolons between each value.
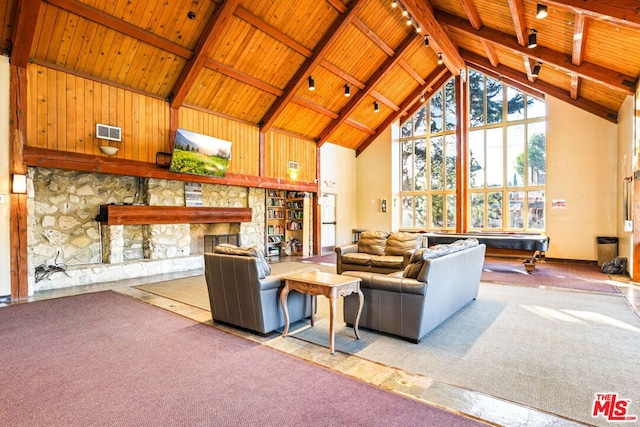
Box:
319;142;358;247
616;95;634;274
0;56;10;297
545;96;618;260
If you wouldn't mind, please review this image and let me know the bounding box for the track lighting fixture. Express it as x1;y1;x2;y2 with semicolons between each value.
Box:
420;92;425;102
437;52;443;65
308;75;315;91
424;35;429;46
532;62;542;77
415;24;422;33
536;3;548;19
402;8;408;17
344;83;350;97
391;0;397;8
406;16;412;26
528;29;538;48
374;101;379;112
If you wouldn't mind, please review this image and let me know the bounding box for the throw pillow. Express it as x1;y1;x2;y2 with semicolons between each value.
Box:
357;231;389;256
214;244;272;278
385;232;421;256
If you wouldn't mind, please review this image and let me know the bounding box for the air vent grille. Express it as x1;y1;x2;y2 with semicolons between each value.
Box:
96;124;122;142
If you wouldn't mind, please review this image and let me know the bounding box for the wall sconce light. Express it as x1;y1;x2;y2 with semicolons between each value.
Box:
373;101;379;112
536;3;548;19
308;75;315;91
528;29;538;48
344;83;351;97
12;174;27;194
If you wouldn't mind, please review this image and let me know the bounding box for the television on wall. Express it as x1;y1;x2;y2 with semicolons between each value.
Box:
169;128;232;178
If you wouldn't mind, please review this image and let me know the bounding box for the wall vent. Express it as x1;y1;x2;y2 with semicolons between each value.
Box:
96;123;122;142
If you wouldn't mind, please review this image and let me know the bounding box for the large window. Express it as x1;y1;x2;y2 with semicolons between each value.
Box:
468;69;546;231
400;79;457;230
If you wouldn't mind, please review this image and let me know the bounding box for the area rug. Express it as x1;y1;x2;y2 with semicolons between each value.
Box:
290;284;640;427
0;292;483;426
302;253;337;263
482;257;620;293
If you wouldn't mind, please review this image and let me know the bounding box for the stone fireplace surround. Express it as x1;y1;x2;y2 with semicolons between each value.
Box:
28;167;265;295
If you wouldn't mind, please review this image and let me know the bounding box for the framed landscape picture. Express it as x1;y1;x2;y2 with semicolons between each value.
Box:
169;129;232;177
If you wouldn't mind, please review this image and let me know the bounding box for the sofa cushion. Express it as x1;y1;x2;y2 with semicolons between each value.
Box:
214;244;271;278
402;239;480;280
357;231;389;256
369;255;404;270
342;252;376;266
385;232;422;256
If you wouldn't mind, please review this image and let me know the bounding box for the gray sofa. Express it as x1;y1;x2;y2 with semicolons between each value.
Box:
204;245;317;335
335;231;425;275
342;239;486;343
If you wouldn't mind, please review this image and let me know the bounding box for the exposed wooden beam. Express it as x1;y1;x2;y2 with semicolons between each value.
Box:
345;118;375;134
507;0;527;46
10;0;42;67
437;10;637;94
481;40;500;67
572;14;588;66
460;0;482;30
260;0;365;133
570;74;580;99
524;57;535;82
319;60;365;89
398;59;426;85
317;34;415;146
355;65;450;156
401;0;465;78
462;49;617;123
544;0;640;29
45;0;191;60
234;6;313;58
206;59;284;96
169;0;240;109
371;90;400;111
402;69;452;120
325;0;348;14
291;96;339;119
352;16;394;56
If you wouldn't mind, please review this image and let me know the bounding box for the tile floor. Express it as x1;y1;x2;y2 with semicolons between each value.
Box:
4;259;638;427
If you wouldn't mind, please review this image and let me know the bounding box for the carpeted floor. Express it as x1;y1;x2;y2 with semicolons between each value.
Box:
0;291;483;426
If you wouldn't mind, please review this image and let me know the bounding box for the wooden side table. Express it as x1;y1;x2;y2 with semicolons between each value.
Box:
280;271;363;354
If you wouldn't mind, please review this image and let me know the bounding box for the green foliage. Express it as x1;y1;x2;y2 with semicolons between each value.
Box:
170;149;229;177
515;133;546;183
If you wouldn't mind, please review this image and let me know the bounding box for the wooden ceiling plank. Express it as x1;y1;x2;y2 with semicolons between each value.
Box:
10;0;42;67
169;0;240;109
345;118;375;134
206;58;283;96
460;0;482;30
437;10;636;94
234;6;313;58
45;0;192;60
507;0;527;46
352;16;394;56
355;64;450;156
317;34;416;146
260;0;366;133
544;0;640;29
401;0;465;77
462;49;617;122
320;59;366;89
572;14;588;66
371;90;400;111
481;40;500;67
570;74;580;99
325;0;348;14
291;96;339;119
398;59;426;85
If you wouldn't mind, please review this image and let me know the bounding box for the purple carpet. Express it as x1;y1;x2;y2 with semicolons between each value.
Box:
482;257;620;293
303;253;337;263
0;292;482;426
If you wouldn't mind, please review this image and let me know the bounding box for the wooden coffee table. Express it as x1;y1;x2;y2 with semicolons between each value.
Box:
280;271;363;354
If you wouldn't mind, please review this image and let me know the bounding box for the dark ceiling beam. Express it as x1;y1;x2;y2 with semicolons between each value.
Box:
482;40;500;67
437;10;636;94
205;59;283;96
401;0;466;78
260;0;366;133
45;0;191;60
462;49;617;123
507;0;527;46
544;0;640;29
234;6;313;58
9;0;42;67
169;0;239;109
355;65;450;156
317;34;415;146
325;0;348;14
460;0;482;30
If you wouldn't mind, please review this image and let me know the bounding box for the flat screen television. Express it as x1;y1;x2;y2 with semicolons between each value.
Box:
169;128;232;178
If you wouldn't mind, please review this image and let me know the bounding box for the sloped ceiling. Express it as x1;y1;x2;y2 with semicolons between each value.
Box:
2;0;639;155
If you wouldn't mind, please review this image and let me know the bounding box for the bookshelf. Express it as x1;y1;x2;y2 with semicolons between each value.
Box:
285;191;310;256
265;190;286;257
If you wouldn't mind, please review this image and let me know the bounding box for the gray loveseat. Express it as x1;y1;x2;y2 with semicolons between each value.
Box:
204;245;316;335
342;239;486;343
335;231;425;275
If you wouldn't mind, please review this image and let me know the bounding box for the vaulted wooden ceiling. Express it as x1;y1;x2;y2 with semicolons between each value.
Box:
3;0;639;154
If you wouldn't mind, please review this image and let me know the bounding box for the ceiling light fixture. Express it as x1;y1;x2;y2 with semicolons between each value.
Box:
406;16;412;26
344;83;351;97
415;24;422;33
528;29;538;48
536;3;548;19
402;8;408;17
308;75;315;91
187;11;196;20
424;35;429;46
374;101;380;112
420;92;425;102
437;52;443;64
391;0;398;8
532;61;542;77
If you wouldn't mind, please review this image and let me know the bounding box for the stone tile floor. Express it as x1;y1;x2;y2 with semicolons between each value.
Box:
4;259;638;427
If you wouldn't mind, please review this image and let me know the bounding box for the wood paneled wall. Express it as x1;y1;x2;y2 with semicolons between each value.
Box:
26;63;170;163
265;132;317;182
